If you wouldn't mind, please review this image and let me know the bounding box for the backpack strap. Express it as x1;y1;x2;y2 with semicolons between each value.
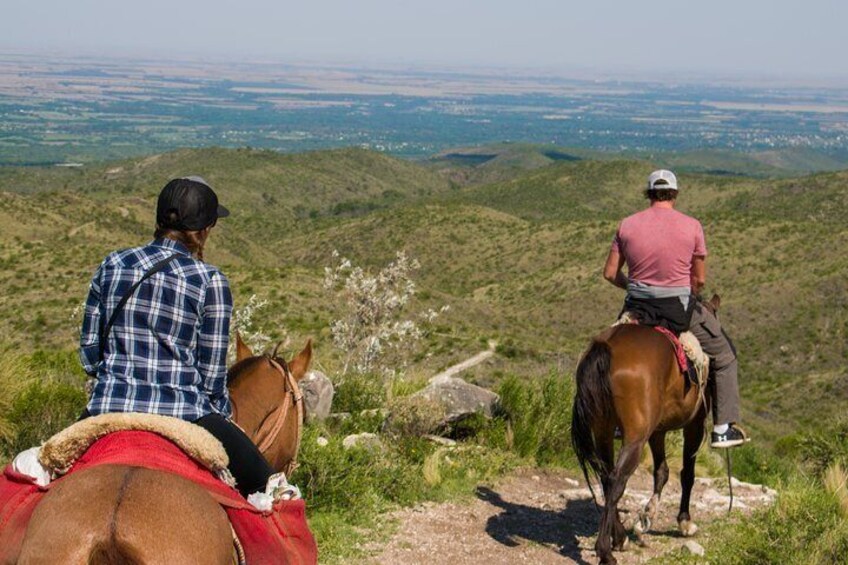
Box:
99;253;181;361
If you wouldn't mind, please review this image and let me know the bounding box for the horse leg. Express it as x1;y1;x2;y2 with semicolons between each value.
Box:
596;439;644;565
635;431;669;543
678;413;706;537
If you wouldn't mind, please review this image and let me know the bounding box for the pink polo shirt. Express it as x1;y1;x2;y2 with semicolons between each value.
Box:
611;207;707;288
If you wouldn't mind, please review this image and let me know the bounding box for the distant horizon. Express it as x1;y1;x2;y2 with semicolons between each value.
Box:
2;46;848;90
3;0;848;88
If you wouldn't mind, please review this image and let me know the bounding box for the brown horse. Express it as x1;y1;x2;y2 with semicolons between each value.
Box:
571;298;718;565
17;336;312;565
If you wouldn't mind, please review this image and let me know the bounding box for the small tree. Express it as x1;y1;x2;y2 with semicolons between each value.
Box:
323;250;447;380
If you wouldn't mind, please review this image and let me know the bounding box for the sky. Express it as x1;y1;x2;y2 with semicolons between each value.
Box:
3;0;847;79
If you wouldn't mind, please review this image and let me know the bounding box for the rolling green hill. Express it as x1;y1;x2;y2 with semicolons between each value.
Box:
0;146;846;440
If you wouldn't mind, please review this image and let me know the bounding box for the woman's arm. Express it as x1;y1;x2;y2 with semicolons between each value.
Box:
198;271;234;417
603;248;628;290
79;265;103;376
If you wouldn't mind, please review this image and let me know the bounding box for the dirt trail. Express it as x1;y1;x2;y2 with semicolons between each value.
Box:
368;467;775;564
430;341;498;382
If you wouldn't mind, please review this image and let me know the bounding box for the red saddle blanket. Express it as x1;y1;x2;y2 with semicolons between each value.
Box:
651;325;690;374
0;430;317;565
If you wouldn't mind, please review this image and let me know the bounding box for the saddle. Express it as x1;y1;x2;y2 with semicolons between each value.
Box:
0;414;317;565
615;312;710;390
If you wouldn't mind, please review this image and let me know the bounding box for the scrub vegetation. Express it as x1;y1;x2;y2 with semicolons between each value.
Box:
1;146;847;561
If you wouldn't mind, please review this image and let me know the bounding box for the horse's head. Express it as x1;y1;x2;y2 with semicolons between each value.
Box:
227;333;313;475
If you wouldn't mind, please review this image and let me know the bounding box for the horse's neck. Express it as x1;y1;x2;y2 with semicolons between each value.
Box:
228;365;283;442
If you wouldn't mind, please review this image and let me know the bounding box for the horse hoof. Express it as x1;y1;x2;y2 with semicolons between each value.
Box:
639;513;652;533
615;536;630;551
679;520;699;537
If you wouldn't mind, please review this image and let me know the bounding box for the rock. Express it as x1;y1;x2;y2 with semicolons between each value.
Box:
300;371;334;421
682;540;705;556
424;435;457;446
564;478;580;487
316;436;329;447
411;376;499;427
531;475;541;482
342;432;382;451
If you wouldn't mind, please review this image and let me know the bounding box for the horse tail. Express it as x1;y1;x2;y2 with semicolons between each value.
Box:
571;338;613;503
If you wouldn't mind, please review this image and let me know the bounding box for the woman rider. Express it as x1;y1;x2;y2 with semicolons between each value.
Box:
78;176;274;498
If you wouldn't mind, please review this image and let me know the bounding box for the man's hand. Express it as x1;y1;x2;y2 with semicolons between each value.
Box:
603;249;628;290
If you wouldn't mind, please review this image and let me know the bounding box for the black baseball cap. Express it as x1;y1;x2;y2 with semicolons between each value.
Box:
156;176;229;231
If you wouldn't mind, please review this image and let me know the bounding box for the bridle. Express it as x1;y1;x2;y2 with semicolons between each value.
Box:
253;355;304;477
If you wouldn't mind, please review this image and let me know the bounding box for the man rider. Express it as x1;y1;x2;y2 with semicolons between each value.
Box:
603;169;749;448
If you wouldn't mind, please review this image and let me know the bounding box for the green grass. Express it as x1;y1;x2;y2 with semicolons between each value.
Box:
2;145;848;561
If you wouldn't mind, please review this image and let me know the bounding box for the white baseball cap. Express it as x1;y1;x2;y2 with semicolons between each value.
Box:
647;169;678;191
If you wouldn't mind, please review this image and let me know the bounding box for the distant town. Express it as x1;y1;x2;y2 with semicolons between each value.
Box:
1;52;847;166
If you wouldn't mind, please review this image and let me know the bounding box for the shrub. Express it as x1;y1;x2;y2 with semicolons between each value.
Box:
496;373;576;466
331;372;386;414
703;476;848;565
2;379;86;456
797;418;848;477
384;394;446;437
323;250;447;380
0;350;35;448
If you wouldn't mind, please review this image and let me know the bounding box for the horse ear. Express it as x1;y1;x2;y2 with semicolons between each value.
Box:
235;332;254;362
709;294;721;312
288;339;313;382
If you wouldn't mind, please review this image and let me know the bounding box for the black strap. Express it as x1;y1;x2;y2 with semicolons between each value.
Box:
99;253;181;361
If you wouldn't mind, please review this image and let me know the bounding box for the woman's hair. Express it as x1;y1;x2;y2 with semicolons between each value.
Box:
644;188;678;202
154;226;208;260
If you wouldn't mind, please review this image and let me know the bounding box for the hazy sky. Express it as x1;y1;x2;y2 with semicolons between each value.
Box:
3;0;847;78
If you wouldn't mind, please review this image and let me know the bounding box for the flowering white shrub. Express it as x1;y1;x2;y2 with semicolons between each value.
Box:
229;293;285;361
324;250;448;380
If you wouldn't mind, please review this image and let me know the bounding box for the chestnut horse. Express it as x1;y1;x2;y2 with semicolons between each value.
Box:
17;336;311;565
571;297;719;565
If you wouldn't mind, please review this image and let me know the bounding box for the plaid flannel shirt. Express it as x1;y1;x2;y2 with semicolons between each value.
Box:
80;238;233;421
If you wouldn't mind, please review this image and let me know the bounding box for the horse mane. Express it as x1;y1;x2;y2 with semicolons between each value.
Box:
227;354;291;386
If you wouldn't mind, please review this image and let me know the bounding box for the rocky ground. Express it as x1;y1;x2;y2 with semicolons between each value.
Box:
367;466;776;564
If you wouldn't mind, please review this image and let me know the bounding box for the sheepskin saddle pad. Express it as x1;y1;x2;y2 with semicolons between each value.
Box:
39;412;229;475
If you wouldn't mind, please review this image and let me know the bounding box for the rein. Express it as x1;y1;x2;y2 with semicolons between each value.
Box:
253;356;304;477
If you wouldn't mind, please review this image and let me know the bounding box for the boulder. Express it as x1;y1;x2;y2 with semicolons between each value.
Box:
300;371;334;421
412;376;499;427
682;540;705;557
342;432;382;452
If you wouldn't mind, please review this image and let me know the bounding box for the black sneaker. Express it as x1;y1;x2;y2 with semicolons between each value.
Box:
711;425;750;448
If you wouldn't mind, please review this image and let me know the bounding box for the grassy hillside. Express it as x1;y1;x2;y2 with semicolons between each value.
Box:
3;145;848;562
1;146;846;438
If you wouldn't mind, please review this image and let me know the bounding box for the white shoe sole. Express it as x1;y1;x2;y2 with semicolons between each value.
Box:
711;438;750;449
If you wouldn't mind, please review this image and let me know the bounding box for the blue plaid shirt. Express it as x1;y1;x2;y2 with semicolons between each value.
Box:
80;238;233;421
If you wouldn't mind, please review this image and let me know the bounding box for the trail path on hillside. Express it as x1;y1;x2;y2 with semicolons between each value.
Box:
368;467;775;564
430;340;498;382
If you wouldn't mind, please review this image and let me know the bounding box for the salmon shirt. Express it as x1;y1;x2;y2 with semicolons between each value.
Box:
611;207;707;288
